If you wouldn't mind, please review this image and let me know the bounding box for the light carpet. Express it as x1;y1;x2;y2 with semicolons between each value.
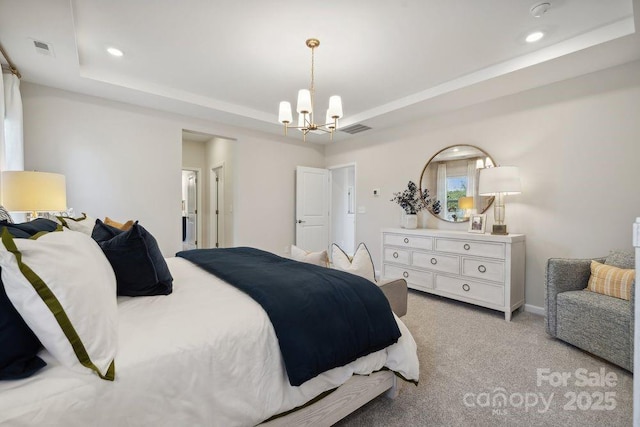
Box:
336;290;633;426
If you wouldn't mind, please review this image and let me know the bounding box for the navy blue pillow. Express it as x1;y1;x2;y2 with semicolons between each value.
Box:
92;220;173;297
0;218;58;238
0;223;49;380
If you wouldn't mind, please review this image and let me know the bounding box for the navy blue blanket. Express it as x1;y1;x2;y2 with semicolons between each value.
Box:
176;247;401;386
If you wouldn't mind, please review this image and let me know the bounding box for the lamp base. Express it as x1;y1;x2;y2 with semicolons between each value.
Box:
491;224;509;235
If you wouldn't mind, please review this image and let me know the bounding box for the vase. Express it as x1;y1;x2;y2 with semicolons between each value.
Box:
403;214;418;229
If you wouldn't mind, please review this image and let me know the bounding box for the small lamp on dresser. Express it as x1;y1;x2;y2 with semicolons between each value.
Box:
1;171;67;221
478;166;521;235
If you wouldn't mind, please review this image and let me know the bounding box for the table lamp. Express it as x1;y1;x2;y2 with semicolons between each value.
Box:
478;166;521;235
1;171;67;221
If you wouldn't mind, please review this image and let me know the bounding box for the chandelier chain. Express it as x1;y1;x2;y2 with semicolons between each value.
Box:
310;45;315;122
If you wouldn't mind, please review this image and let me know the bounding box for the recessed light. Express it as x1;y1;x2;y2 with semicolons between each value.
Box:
107;47;124;57
526;31;544;43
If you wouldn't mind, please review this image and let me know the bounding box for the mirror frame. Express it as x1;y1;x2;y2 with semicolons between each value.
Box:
419;144;496;223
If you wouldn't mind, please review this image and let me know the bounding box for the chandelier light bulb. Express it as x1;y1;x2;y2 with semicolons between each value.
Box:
328;95;343;119
278;101;292;124
297;89;312;114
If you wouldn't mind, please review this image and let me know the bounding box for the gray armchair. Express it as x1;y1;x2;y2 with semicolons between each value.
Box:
545;252;634;372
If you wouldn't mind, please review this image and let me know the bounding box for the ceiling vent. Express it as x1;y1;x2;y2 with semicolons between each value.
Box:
340;124;372;135
33;39;55;57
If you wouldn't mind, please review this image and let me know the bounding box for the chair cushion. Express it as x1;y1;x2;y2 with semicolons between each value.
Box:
587;260;634;301
605;250;635;269
557;290;631;370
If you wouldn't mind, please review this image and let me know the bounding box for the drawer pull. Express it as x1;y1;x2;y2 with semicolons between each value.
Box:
430;258;437;265
403;271;409;278
404;238;409;244
393;252;399;259
478;265;487;273
463;243;470;251
462;284;470;292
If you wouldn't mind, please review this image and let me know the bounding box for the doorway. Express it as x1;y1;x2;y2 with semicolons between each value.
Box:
181;169;199;250
295;164;356;255
329;164;356;255
181;129;235;249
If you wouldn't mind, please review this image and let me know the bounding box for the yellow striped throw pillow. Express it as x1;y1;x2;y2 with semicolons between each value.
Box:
587;260;635;301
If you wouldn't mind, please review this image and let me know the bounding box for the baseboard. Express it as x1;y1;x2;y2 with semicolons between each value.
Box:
524;304;545;316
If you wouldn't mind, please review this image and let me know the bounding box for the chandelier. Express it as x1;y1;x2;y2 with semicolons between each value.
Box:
278;38;343;141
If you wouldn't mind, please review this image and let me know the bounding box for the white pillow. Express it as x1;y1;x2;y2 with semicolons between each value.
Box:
331;243;376;283
0;228;118;380
58;213;96;235
291;244;329;267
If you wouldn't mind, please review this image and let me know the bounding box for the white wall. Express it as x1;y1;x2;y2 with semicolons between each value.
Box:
22;83;325;257
325;60;640;309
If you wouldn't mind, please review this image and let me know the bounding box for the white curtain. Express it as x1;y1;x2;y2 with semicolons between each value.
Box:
466;160;476;197
1;69;25;220
0;70;24;171
436;163;447;214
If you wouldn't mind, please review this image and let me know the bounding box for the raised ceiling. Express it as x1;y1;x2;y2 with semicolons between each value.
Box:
0;0;638;142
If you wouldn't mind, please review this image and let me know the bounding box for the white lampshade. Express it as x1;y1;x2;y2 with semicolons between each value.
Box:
296;89;312;114
278;101;292;124
478;166;521;195
325;110;337;129
1;171;67;213
328;95;343;119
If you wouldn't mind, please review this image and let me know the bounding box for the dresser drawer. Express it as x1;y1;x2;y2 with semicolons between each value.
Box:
462;258;505;283
384;264;433;291
383;248;410;265
435;238;505;259
412;251;459;274
383;233;433;250
435;275;504;306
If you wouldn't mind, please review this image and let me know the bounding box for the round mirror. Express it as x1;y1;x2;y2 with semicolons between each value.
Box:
419;145;496;223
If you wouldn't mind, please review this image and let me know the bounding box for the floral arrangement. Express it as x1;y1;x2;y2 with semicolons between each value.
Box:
391;181;441;215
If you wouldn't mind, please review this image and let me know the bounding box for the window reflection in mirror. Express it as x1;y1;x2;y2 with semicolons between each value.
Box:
419;145;495;223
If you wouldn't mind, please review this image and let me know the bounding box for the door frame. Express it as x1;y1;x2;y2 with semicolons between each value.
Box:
210;162;225;248
327;162;357;254
181;167;202;249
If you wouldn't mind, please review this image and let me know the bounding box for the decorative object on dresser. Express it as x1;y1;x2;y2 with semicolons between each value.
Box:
478;166;521;235
0;171;67;221
381;228;525;321
468;213;486;234
419;145;496;223
391;181;440;229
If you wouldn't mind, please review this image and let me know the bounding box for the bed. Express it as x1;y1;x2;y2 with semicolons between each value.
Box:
0;220;419;427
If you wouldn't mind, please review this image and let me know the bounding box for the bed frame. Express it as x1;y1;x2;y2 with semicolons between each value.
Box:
261;370;400;426
261;278;408;426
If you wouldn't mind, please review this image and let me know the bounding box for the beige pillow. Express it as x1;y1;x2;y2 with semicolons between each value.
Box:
331;243;376;283
104;217;134;231
291;245;329;267
586;260;635;301
57;213;96;235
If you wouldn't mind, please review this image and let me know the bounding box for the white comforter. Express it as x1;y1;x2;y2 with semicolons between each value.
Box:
0;257;419;427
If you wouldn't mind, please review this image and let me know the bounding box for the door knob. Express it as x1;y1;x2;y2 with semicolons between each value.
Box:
296;220;306;224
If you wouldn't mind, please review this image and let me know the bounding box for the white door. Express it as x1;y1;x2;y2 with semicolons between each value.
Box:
296;166;329;252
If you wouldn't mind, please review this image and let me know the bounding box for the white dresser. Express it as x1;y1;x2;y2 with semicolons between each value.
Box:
381;228;525;321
